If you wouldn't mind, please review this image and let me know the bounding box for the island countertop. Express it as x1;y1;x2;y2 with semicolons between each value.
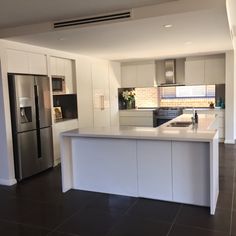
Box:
61;114;217;142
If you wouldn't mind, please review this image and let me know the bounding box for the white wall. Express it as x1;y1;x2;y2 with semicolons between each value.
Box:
0;49;16;185
225;51;235;143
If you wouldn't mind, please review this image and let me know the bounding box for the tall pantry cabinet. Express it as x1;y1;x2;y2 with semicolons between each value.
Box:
77;57;120;128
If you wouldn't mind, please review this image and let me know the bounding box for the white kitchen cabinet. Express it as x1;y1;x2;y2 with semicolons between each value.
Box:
176;58;185;84
205;55;225;84
137;140;172;201
92;60;111;128
53;119;78;165
185;54;225;85
77;58;120;129
172;141;210;206
121;64;136;88
185;57;205;85
77;57;94;128
121;61;156;88
7;49;47;75
28;53;47;75
7;49;29;74
136;62;156;87
109;62;121;127
64;59;75;93
119;110;154;127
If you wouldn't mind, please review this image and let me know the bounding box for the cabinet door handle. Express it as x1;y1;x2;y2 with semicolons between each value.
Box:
100;95;105;110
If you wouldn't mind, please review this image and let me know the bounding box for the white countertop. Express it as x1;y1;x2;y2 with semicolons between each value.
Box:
61;114;217;142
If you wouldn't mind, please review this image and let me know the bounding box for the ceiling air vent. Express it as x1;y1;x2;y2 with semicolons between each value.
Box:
54;11;131;29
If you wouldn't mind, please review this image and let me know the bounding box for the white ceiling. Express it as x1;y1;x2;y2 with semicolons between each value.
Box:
0;0;174;29
2;0;233;60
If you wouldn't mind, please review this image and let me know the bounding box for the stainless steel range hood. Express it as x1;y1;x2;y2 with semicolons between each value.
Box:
164;59;176;84
158;59;185;87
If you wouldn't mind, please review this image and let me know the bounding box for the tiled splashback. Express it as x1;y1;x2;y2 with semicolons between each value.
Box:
135;87;215;108
159;98;215;108
135;88;158;107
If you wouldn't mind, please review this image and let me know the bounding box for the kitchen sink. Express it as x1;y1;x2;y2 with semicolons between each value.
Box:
167;121;192;127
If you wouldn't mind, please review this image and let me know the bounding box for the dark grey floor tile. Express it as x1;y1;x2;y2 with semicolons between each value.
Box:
47;231;79;236
0;220;49;236
108;215;171;236
0;197;80;230
85;192;137;212
216;191;233;210
176;205;231;233
219;167;234;178
126;198;181;223
231;211;236;235
57;208;123;236
219;176;234;193
169;224;229;236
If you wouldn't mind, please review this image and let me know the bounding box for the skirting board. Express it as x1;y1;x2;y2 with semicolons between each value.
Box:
224;139;235;144
54;158;61;167
0;178;17;186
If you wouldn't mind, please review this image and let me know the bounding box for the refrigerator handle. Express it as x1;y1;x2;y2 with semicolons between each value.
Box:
34;85;42;158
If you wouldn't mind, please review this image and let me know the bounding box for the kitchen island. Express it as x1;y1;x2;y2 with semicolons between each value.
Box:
60;114;219;215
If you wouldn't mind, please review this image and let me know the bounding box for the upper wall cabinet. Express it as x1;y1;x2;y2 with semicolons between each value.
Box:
50;57;75;94
121;61;156;88
185;54;225;85
7;49;47;75
204;54;225;85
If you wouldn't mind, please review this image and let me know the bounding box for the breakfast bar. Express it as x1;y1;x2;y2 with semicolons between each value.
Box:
60;114;219;215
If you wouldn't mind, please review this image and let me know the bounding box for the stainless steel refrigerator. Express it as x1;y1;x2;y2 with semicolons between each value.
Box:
8;74;53;181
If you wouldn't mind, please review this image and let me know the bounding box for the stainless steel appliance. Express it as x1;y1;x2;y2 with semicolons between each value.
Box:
52;76;66;94
8;74;53;181
154;107;183;127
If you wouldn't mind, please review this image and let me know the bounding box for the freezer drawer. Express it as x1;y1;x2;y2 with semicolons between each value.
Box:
16;130;39;180
39;127;53;170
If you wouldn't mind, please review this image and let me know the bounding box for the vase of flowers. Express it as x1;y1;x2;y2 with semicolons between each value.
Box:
122;89;135;109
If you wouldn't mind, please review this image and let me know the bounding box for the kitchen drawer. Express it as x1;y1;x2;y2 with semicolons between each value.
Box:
120;116;153;127
119;110;153;117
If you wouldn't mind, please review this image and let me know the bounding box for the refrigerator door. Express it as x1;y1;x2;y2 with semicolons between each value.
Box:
35;76;52;128
16;130;39;180
9;75;36;132
39;127;53;170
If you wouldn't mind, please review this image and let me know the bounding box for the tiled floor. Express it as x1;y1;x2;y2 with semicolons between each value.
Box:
0;143;235;236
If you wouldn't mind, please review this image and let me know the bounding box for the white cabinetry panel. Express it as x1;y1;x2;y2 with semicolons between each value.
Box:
92;60;110;128
185;54;225;85
28;53;47;75
137;140;172;200
7;49;29;74
72;138;138;196
7;49;47;75
121;64;136;88
185;57;205;85
109;62;121;127
136;63;156;87
77;57;94;128
121;61;156;88
53;119;78;165
205;55;225;84
172;141;210;206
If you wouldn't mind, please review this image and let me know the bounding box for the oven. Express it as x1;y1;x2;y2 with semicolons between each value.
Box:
154;108;183;127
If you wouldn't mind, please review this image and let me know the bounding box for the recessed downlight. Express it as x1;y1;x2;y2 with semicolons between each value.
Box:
163;24;173;28
185;41;193;45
